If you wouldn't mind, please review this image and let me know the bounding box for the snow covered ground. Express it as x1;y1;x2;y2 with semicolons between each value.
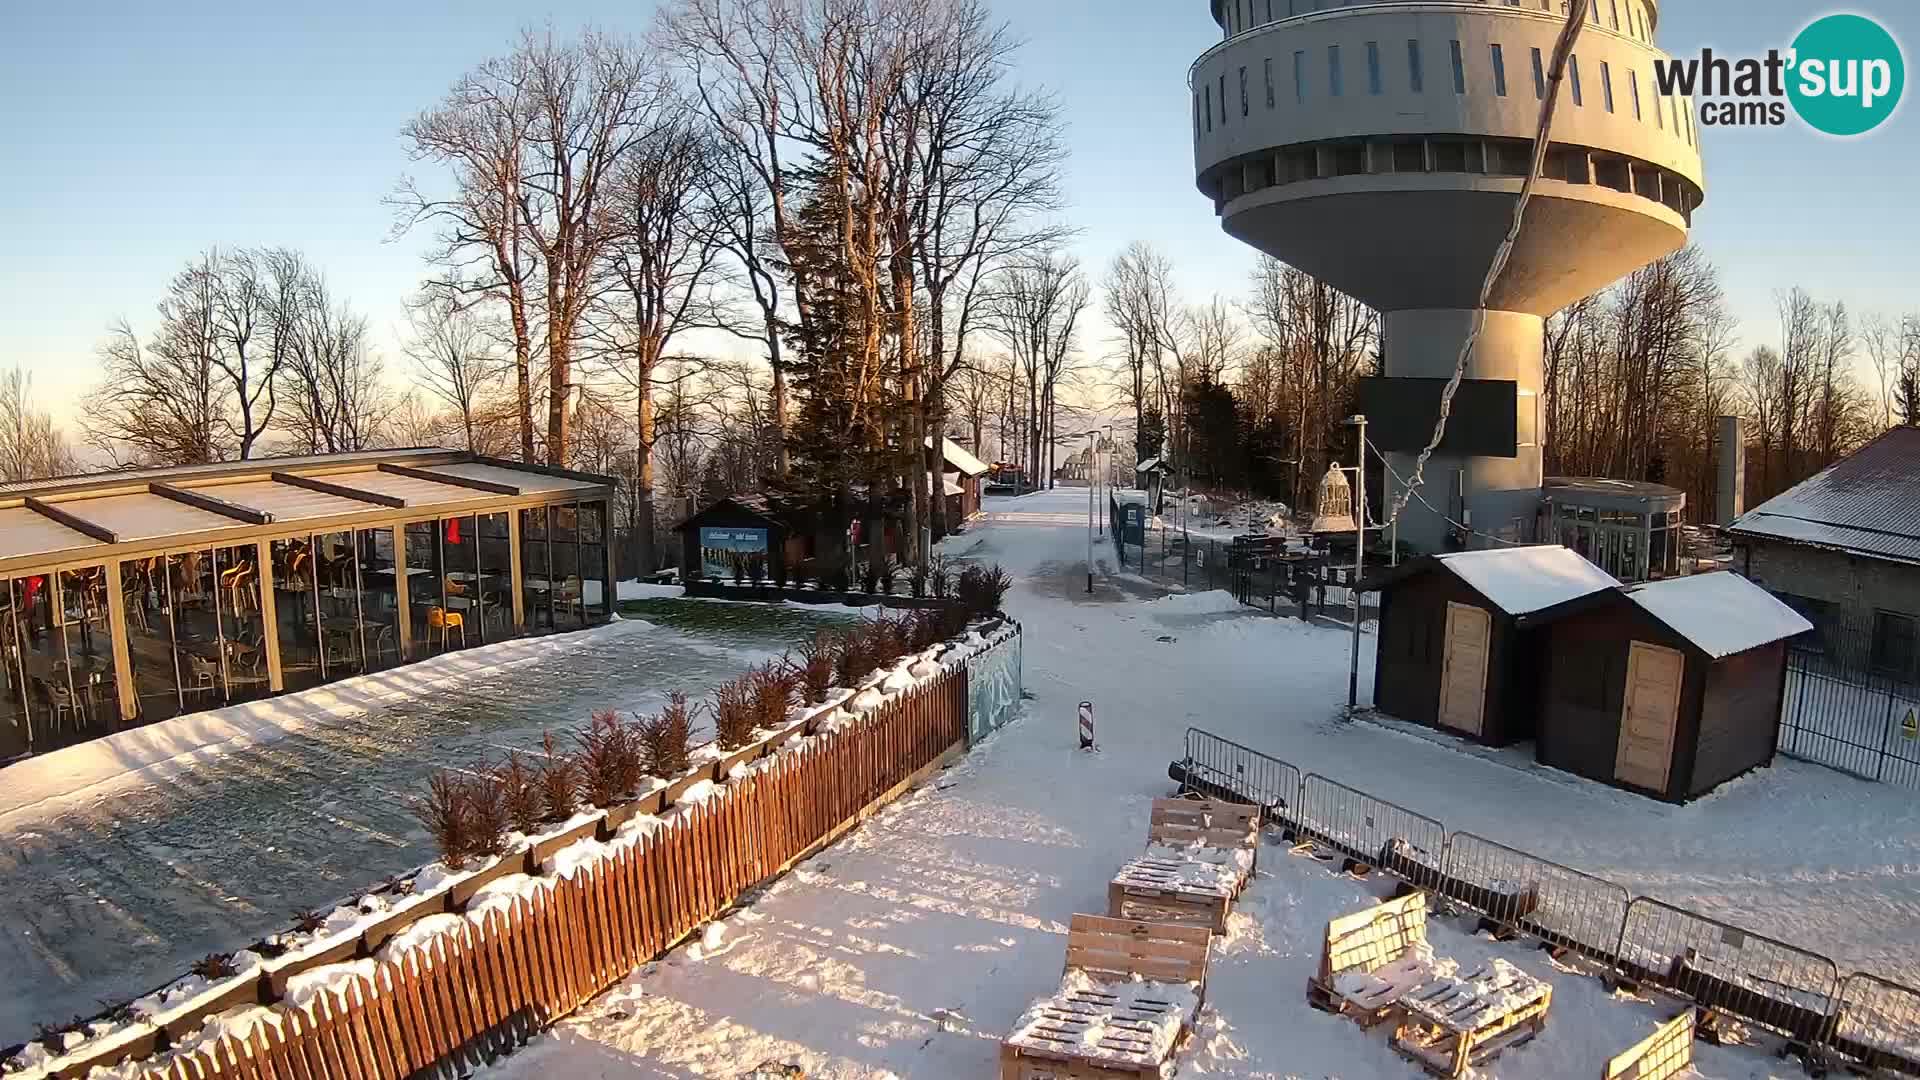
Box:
478;489;1920;1079
0;607;858;1050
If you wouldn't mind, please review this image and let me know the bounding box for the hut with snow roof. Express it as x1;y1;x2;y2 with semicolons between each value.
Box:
1366;546;1620;747
1519;572;1812;802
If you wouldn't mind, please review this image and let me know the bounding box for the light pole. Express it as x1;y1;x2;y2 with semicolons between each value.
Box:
1344;414;1369;711
1086;431;1098;594
1099;424;1114;538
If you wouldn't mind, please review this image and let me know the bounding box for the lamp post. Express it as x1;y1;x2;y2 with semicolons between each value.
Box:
1344;414;1368;711
1099;424;1114;538
1086;431;1098;594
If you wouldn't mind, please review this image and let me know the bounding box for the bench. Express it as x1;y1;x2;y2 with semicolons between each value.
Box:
1107;798;1259;932
1306;890;1432;1027
1391;959;1553;1077
1000;915;1213;1080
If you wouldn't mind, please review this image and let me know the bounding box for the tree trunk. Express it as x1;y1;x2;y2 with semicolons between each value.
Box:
635;358;656;575
769;315;790;479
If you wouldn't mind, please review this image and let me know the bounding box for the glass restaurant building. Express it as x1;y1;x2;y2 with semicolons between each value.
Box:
0;450;617;763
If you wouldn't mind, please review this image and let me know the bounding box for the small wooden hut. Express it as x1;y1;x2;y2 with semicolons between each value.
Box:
675;496;791;581
1366;546;1619;746
1520;572;1811;802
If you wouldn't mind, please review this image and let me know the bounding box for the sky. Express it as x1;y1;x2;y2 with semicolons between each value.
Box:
2;0;1916;430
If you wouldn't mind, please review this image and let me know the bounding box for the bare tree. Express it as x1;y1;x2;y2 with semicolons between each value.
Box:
1775;286;1822;485
984;249;1089;489
1104;242;1176;464
406;292;505;452
0;368;73;482
1741;344;1785;498
587;109;731;574
399;27;656;465
85;267;223;467
206;248;282;459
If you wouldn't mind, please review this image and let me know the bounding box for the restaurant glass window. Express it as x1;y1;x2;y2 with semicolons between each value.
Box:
12;573;71;750
313;530;363;679
477;512;513;640
25;566;117;748
579;501;609;621
272;537;325;693
120;556;183;725
550;503;583;631
522;507;553;632
215;545;269;703
0;578;35;760
404;520;443;661
436;515;480;651
167;549;224;707
357;527;403;671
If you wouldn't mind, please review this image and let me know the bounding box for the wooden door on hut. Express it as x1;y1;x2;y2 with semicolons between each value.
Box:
1521;572;1812;802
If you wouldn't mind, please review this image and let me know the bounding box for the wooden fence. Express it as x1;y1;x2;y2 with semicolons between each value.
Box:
102;663;972;1080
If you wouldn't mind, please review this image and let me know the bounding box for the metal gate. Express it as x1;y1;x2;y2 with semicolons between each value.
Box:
1779;642;1920;788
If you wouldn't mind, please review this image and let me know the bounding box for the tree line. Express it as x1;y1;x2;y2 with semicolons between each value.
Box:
47;3;1920;561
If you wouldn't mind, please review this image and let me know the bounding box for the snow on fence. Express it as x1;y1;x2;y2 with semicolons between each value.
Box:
1613;898;1839;1046
1441;832;1631;965
28;642;999;1080
1180;725;1920;1073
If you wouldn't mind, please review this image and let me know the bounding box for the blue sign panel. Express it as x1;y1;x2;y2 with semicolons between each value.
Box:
698;526;769;579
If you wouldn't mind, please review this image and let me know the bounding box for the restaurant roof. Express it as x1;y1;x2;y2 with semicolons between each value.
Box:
1729;426;1920;565
0;451;615;571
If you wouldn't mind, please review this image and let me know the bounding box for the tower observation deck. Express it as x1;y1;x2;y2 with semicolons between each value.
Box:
1191;0;1704;550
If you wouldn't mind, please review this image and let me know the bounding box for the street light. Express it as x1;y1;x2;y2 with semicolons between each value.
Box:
1086;430;1099;594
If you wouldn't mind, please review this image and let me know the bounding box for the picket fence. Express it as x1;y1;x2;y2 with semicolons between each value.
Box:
1178;726;1920;1076
62;655;983;1080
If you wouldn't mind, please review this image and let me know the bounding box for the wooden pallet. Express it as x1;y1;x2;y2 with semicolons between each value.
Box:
1001;915;1213;1080
1391;964;1553;1078
1108;858;1234;932
1306;890;1430;1027
1148;797;1261;877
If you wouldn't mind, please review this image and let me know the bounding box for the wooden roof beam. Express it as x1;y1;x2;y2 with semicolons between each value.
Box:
24;497;118;544
150;482;274;525
270;471;408;509
377;462;520;496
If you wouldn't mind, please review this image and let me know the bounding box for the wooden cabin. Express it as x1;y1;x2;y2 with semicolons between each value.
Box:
1367;546;1619;747
676;496;792;581
1520;572;1811;802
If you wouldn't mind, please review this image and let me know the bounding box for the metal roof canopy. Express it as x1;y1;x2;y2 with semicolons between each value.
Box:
0;451;616;575
1729;426;1920;565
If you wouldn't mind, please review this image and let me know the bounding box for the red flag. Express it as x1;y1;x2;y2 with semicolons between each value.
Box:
23;575;43;608
445;518;462;545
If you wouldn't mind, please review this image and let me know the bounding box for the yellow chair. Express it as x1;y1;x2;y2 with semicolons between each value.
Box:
427;606;466;648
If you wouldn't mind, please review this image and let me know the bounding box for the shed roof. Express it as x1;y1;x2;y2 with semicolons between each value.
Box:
1432;545;1621;616
674;495;786;532
926;436;989;477
1728;426;1920;565
1620;572;1812;659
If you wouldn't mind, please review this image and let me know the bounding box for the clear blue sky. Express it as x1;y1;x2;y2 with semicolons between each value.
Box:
2;0;1914;426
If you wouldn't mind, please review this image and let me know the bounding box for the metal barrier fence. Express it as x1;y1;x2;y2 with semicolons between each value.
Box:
1614;898;1839;1045
1441;831;1632;965
1180;725;1920;1073
1831;972;1920;1074
1295;774;1449;887
1176;728;1301;813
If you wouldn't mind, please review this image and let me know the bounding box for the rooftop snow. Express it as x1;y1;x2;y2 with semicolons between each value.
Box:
1623;571;1812;659
924;435;989;477
1434;545;1619;616
1730;426;1920;564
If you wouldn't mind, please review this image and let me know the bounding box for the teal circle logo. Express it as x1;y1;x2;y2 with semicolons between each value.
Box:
1787;14;1905;136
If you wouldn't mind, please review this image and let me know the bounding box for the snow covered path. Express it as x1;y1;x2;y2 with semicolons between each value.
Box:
0;610;847;1049
480;490;1920;1079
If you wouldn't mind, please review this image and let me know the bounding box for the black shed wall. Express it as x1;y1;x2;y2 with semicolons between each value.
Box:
1686;642;1787;797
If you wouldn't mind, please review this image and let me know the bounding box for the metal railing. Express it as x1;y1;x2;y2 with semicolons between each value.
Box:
1181;725;1920;1073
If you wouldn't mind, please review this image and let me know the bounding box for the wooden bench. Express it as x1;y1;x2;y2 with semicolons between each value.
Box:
1604;1010;1696;1080
1000;914;1213;1080
1107;798;1259;932
1306;890;1432;1027
1391;959;1553;1077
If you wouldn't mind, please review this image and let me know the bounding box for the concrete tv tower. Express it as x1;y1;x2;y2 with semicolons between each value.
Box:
1190;0;1704;552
